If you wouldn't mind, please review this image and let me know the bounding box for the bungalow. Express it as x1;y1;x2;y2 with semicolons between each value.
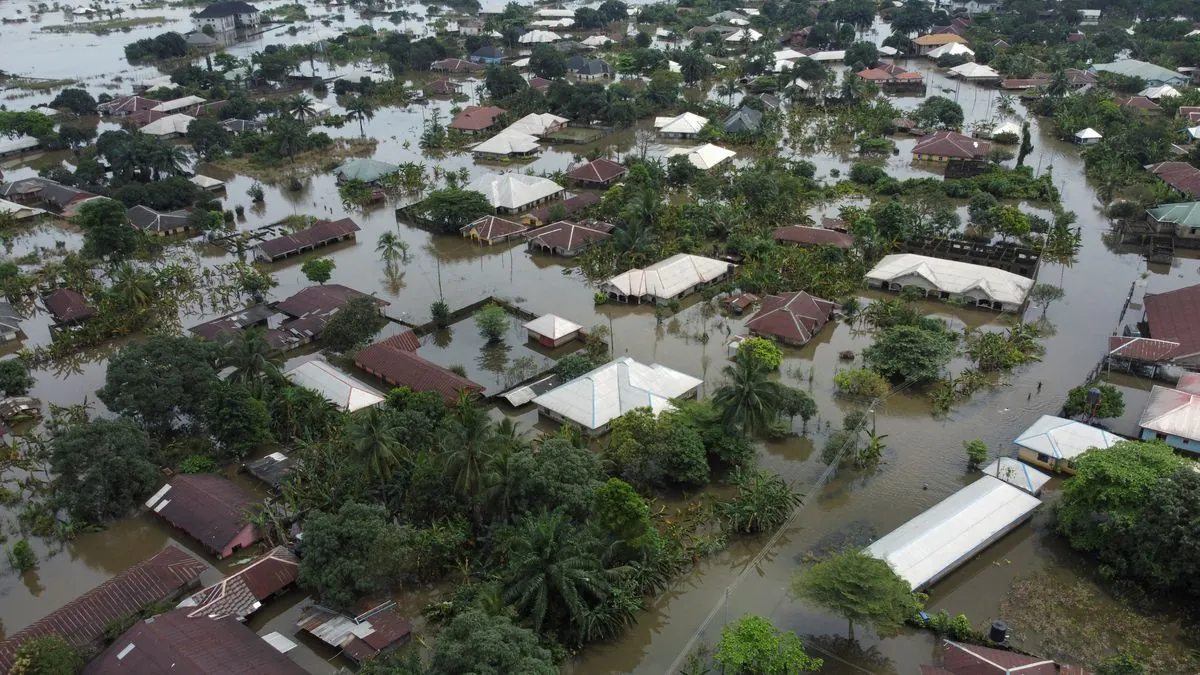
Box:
177;546;299;621
0;546;207;673
1146;201;1200;243
0;197;45;221
296;601;412;663
1138;373;1200;453
1147;161;1200;198
1140;283;1200;368
127;205;192;236
865;253;1032;311
0;177;99;213
334;158;398;184
503;112;568;137
354;334;483;404
145;474;261;559
428;78;461;96
283;359;385;412
1114;95;1162;113
189;304;277;342
448;105;507;135
254;217;360;262
272;284;388;348
532;356;703;435
429;58;485;73
948;62;1001;81
1091;59;1189;86
723;106;763;134
773;225;854;249
1014;414;1121;474
567;57;614;80
43;288;96;324
461;215;526;244
1074;127;1102;145
567;158;628;187
0;301;21;342
524;313;582;347
524;219;612;256
744;291;837;346
151;95;207;114
603;253;733;304
654;112;709;139
912;130;990;162
665;143;737;170
470;130;541;160
523;191;600;227
924;640;1091;675
469;45;505;64
465;172;564;213
193;0;260;33
0;136;40;158
528;76;553;92
97;95;161;116
913;32;968;56
140;112;193;139
191;174;226;191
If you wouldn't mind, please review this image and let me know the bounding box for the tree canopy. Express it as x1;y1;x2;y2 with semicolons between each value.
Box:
791;547;923;638
98;336;220;435
298;501;400;610
50;417;161;523
429;609;559;675
714;614;824;674
864;324;957;383
420;188;493;234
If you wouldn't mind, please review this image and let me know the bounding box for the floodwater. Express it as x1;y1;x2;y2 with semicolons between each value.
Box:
1;6;1198;674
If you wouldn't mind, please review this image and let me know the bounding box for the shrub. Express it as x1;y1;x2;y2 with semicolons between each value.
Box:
963;439;988;468
7;539;36;572
473;303;510;343
833;368;889;398
737;336;783;370
9;636;81;675
178;454;216;474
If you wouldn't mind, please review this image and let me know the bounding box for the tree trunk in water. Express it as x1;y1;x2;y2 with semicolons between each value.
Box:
848;619;855;640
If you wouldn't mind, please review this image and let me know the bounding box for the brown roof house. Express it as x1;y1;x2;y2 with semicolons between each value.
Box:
270;284;389;349
128;204;193;236
1115;95;1162;112
1147;161;1200;198
254;217;360;262
0;177;101;214
912;130;990;162
189;304;277;342
448;105;506;135
745;291;837;346
0;546;207;672
43;288;97;324
921;640;1091;675
354;335;483;404
523;191;601;227
97;95;162;116
85;610;307;675
430;57;485;73
1141;282;1200;367
525;219;612;257
296;601;412;663
145;474;262;559
178;546;299;621
773;225;854;248
428;78;461;96
461;215;526;244
567;158;628;187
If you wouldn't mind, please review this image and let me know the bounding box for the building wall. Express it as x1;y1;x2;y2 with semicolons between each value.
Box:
196;15;235;31
1139;427;1200;453
219;523;261;559
1016;448;1077;474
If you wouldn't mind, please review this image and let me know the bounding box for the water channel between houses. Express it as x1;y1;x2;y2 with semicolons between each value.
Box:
1;6;1198;675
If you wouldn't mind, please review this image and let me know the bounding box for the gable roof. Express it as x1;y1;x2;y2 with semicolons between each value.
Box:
532;356;703;430
141;113;195;136
0;177;96;208
255;218;360;259
1091;59;1185;84
913;130;990;160
654;112;709;134
567;158;628;184
462;214;525;240
244;451;294;489
470;130;540;156
0;547;206;672
296;603;412;663
665;143;737;170
1114;95;1161;111
334;158;398;183
604;253;730;300
127;205;191;233
924;640;1091;675
145;474;260;555
866;253;1033;306
178;547;299;621
1013;415;1121;461
195;1;258;18
773;225;854;248
97;95;161;114
85;610;306;675
449;105;507;131
354;342;482;403
745;291;836;344
430;58;485;72
283;359;385;412
722;106;763;133
466;172;563;210
43;288;96;322
524;219;612;252
1140;379;1200;441
915;33;967;45
526;191;599;224
471;45;504;58
1147;201;1200;227
1146;162;1200;196
503;112;568;136
1144;282;1200;361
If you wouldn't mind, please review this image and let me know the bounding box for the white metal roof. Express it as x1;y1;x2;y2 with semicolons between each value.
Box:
471;130;541;156
190;174;224;189
1139;84;1180;99
466;173;562;210
261;632;297;654
866;476;1042;590
1138;384;1200;441
980;457;1051;495
990;121;1021;137
582;35;613;46
1013;414;1121;460
879;45;899;56
0;198;45;219
0;136;40;154
1075;127;1103;139
654;112;709;134
809;50;845;62
523;313;583;340
151;95;206;113
927;42;975;58
773;49;804;61
534;8;574;17
141;114;195;136
284;359;385;412
532;356;703;430
531;17;573;27
603;253;729;300
503;112;567;136
665;143;737;170
949;62;1000;79
724;28;762;42
866;253;1033;306
519;29;562;43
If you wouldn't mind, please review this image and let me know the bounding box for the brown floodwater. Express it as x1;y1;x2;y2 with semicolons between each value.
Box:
1;7;1197;675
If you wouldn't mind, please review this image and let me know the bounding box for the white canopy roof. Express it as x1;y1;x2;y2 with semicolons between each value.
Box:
810;50;845;62
666;143;737;170
866;476;1042;590
655;27;673;37
604;253;730;300
927;42;975;59
532;356;703;431
470;130;541;156
503;112;568;136
981;457;1051;495
668;60;682;73
1139;384;1200;441
535;8;574;17
1139;84;1180;99
1075;127;1103;139
582;35;613;46
519;29;563;43
151;95;206;113
724;28;762;43
773;48;805;61
466;173;563;210
949;62;1000;79
1014;415;1121;461
284;359;385;412
990;121;1022;137
866;253;1033;306
879;45;899;56
141;113;195;136
511;57;530;68
654;112;709;134
531;17;573;27
523;313;582;340
190;174;224;189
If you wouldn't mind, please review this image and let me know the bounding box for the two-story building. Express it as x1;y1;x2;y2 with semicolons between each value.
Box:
193;1;260;33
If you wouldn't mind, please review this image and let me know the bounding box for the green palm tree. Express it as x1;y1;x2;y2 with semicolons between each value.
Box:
344;96;376;136
108;262;154;312
503;510;613;635
283;94;316;123
271;120;306;159
441;391;493;527
218;328;284;391
610;221;652;267
344;407;404;481
712;358;783;436
479;444;518;525
375;231;409;271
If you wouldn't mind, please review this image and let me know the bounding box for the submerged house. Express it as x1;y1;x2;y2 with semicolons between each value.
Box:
283;358;385;412
912;130;990;162
466;173;564;214
921;640;1092;675
461;215;526;244
296;601;412;663
0;301;21;342
1014;414;1121;474
272;284;388;349
448;105;507;135
470;130;541;160
744;291;837;347
1138;373;1200;453
334;158;398;184
654;112;709;139
773;225;854;249
127;205;192;236
531;356;703;435
0;177;100;214
193;0;260;32
254;218;360;262
524;220;612;256
1140;282;1200;368
43;288;97;325
602;253;733;304
865;253;1033;312
567;158;628;187
244;451;294;492
145;474;262;559
178;546;299;621
523;313;582;347
354;333;483;404
1145;201;1200;243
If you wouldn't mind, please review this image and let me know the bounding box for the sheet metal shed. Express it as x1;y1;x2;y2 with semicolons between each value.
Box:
1013;415;1120;461
284;359;384;412
980;457;1051;495
865;476;1042;590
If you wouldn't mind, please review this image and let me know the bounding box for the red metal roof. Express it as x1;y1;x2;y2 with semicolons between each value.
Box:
567;158;628;184
181;547;298;620
529;76;553;91
1107;335;1181;363
0;546;207;671
355;342;482;403
461;215;525;242
380;330;421;352
147;474;261;556
296;603;412;663
773;225;854;248
913;130;991;160
1001;78;1050;89
429;78;459;95
448;105;506;131
1147;162;1200;196
84;610;307;675
1115;95;1161;111
524;220;612;254
745;291;836;345
931;641;1091;675
43;288;96;322
1144;283;1200;361
256;218;360;260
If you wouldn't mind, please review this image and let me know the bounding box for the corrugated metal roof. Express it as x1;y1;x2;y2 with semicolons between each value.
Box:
980;457;1051;495
523;313;582;340
283;359;384;412
866;253;1033;306
1013;415;1121;460
145;474;261;556
178;547;298;620
532;356;702;431
1138;384;1200;441
603;253;730;300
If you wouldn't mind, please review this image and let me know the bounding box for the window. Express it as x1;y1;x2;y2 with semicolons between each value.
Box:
1036;453;1050;463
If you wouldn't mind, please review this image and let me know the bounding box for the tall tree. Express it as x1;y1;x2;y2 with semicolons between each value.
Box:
217;328;284;391
283;94;316;123
298;502;399;610
344;96;376;136
714;614;824;674
78;198;139;260
440;392;493;527
203;380;272;457
713;358;783;436
429;609;558;675
98;336;220;435
344;407;404;481
50;417;161;523
791;547;923;638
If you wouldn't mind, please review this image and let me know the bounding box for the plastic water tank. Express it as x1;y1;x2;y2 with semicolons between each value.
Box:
989;620;1009;643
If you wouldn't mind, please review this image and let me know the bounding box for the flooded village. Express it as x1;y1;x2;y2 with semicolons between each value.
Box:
0;0;1198;673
